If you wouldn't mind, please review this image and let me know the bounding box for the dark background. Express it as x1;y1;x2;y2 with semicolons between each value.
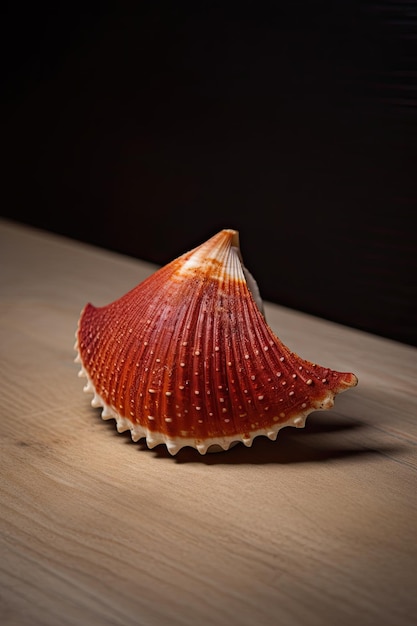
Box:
2;1;417;346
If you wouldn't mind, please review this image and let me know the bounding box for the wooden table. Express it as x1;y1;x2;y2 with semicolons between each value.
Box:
1;218;416;626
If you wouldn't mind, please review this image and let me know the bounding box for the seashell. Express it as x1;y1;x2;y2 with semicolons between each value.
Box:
75;229;358;455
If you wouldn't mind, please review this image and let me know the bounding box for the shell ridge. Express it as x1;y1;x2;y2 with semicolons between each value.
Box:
206;277;231;438
207;246;253;438
149;266;217;443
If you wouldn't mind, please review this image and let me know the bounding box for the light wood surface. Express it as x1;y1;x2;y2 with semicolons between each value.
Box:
1;218;416;626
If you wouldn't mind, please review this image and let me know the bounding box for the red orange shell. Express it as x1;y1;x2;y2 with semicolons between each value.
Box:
75;229;358;454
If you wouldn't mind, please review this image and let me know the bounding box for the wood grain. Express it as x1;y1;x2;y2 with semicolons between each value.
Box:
1;219;416;626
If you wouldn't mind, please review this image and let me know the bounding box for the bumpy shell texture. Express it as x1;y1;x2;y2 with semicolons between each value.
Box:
75;229;358;455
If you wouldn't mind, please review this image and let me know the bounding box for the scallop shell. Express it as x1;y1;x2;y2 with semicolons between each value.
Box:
75;229;358;455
